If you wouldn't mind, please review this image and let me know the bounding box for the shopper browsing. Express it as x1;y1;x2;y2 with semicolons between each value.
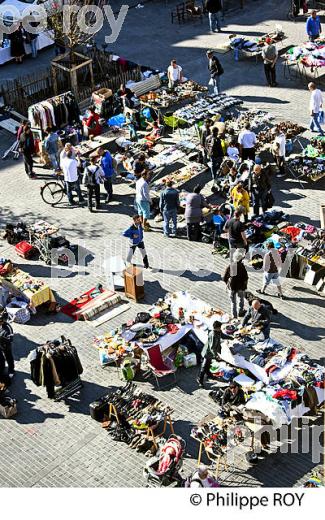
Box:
61;150;85;206
123;215;150;269
97;147;115;203
225;209;247;250
205;126;225;183
261;37;278;87
258;241;285;299
205;0;223;33
238;123;257;161
248;164;271;217
222;250;248;319
197;319;226;387
83;156;103;212
159;179;180;237
44;127;60;173
306;10;322;42
272;127;286;177
135;171;152;231
206;49;224;95
308;82;324;136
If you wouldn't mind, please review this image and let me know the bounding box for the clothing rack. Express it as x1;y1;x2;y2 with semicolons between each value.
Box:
29;336;83;399
28;91;80;134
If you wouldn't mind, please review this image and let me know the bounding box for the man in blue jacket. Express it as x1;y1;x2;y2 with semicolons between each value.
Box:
159;179;179;237
122;215;150;268
98;147;114;203
306;10;322;42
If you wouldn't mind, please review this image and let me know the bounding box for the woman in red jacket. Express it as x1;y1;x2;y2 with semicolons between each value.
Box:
82;106;102;137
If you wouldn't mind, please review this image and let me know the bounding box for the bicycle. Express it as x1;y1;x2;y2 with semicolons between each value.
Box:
40;176;66;206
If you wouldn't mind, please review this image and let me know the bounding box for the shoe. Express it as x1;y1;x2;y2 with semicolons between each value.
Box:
95;205;101;210
163;233;170;238
256;289;265;295
69;200;76;206
279;294;285;300
196;379;204;388
272;82;278;87
8;372;15;378
88;207;93;213
238;310;246;317
218;29;222;32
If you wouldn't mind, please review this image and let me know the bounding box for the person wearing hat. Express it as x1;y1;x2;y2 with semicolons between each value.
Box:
261;37;278;87
222;249;248;319
0;310;14;378
206;49;224;95
306;10;322;42
197;319;226;387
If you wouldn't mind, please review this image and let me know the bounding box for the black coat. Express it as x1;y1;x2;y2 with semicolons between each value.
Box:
223;261;248;292
208;56;224;78
205;0;222;13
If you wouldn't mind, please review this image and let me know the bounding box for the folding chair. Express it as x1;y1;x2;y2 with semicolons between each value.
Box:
144;344;177;389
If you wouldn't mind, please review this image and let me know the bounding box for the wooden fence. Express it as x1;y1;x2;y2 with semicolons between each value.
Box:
1;49;142;116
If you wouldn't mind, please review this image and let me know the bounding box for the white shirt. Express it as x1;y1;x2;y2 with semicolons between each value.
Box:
274;133;286;157
310;89;323;114
168;64;182;82
238;129;257;149
136;177;151;203
61;157;79;182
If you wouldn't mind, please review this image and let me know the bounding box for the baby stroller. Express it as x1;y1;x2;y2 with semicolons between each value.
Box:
143;434;186;487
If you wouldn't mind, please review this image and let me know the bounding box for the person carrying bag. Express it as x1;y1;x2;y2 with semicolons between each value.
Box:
83;157;104;212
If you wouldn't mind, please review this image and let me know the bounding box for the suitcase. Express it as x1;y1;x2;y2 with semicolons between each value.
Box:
15;241;35;259
89;394;111;422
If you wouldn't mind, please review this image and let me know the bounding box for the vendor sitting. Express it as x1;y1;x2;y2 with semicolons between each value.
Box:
222;381;245;408
118;83;135;109
189;464;220;488
82;106;102;137
241;299;271;339
145;121;162;146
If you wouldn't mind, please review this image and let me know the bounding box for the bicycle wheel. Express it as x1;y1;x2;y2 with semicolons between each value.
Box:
40;182;65;205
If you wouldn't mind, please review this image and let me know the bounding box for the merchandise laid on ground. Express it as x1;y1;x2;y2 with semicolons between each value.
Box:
1;1;325;494
0;258;57;322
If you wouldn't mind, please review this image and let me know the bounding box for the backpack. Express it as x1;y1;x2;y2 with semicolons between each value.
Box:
84;166;98;187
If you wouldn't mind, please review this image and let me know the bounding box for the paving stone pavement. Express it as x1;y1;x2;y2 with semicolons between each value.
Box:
0;0;324;488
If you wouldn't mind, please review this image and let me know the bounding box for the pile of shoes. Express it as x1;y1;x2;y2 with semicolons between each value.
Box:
173;94;243;125
2;222;29;245
93;383;173;448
